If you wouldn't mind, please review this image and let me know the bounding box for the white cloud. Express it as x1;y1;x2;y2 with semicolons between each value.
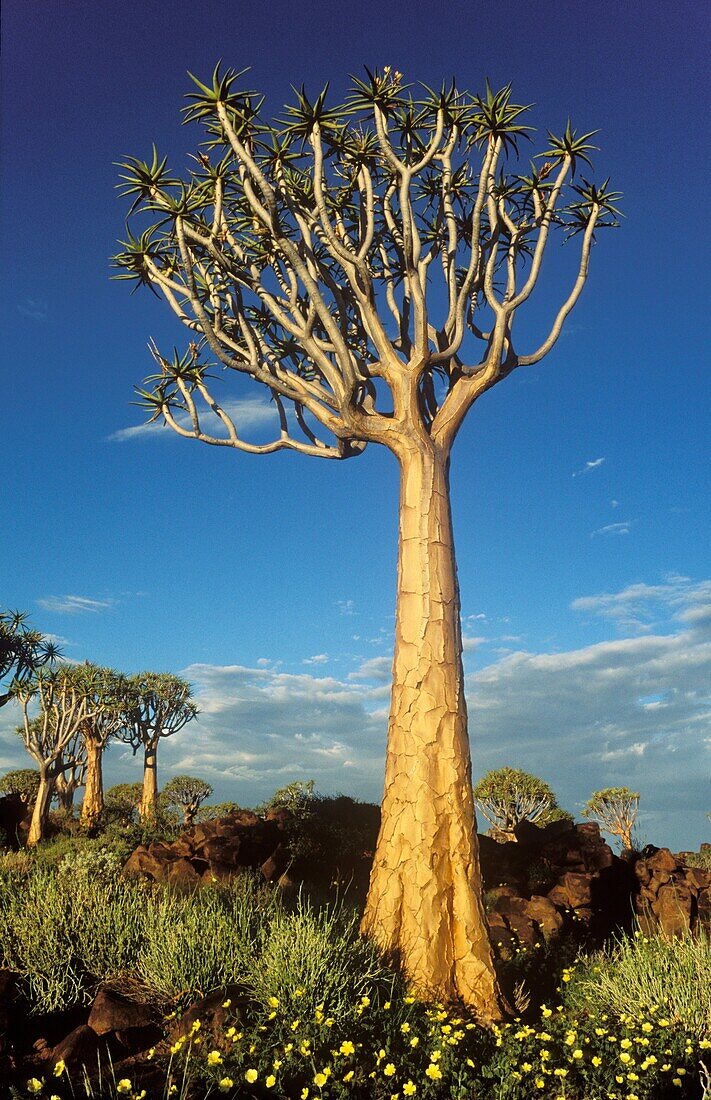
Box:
462;635;486;652
37;595;115;615
571;575;711;633
303;654;329;665
107;397;278;443
573;457;606;477
349;656;391;682
591;521;632;537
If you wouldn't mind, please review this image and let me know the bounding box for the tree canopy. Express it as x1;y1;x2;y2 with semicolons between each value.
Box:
0;609;60;709
115;66;620;462
583;786;640;850
473;766;569;840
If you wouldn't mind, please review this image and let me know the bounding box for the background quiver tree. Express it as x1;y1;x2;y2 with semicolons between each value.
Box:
105;781;144;825
1;608;60;708
0;768;40;805
73;664;129;828
161;774;213;824
583;786;640;851
116;673;197;821
473;766;570;841
15;666;104;845
115;64;619;1017
52;746;86;814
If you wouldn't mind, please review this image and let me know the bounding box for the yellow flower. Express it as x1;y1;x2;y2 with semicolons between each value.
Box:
384;1063;396;1077
301;1090;309;1099
535;1080;545;1090
218;1080;234;1092
343;1070;354;1082
400;1022;411;1033
222;998;232;1008
658;1018;670;1027
620;1052;632;1064
340;1040;355;1056
314;1072;327;1087
430;1050;442;1062
572;1049;583;1059
620;1038;632;1049
628;1072;639;1082
245;1069;258;1083
672;1080;682;1088
191;1019;202;1033
522;1063;532;1073
117;1082;133;1096
425;1064;443;1080
409;1037;419;1048
403;1083;416;1096
26;1082;43;1096
384;1001;391;1010
553;1068;568;1077
592;1056;602;1067
360;995;371;1006
295;988;305;997
541;1005;553;1018
266;1075;276;1088
207;1051;223;1065
268;996;279;1007
641;1022;653;1033
52;1060;66;1077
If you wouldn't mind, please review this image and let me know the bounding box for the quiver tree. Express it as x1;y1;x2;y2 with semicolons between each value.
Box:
0;768;40;805
15;667;104;845
117;673;197;821
1;609;60;709
53;746;86;813
162;774;213;825
116;66;619;1017
473;766;569;842
105;781;143;824
583;786;639;851
72;664;128;828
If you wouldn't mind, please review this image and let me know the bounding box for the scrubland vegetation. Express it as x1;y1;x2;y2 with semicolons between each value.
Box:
1;799;709;1100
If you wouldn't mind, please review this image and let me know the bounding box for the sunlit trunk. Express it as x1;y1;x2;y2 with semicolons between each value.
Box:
27;772;53;847
80;739;104;827
139;742;158;821
361;442;502;1019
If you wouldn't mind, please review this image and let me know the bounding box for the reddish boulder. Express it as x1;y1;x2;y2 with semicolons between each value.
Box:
527;895;564;938
51;1025;103;1070
88;989;155;1036
646;847;678;874
548;871;592;910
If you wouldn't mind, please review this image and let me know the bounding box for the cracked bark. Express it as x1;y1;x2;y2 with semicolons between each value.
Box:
81;739;104;827
361;442;502;1019
139;742;158;821
27;772;53;847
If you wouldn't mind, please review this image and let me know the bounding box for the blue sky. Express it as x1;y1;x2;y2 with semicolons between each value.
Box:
1;0;709;849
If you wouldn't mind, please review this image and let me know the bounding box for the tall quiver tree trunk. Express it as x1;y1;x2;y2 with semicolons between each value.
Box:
27;768;53;847
361;440;501;1020
81;738;104;827
139;741;158;821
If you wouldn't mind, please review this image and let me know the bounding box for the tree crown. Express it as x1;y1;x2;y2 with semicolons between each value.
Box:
115;66;619;461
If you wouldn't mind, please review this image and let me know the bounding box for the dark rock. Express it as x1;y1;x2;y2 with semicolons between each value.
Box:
51;1025;103;1070
645;848;678;874
164;858;201;889
88;989;155;1036
548;872;592;910
526;895;564;938
175;985;250;1042
653;881;694;937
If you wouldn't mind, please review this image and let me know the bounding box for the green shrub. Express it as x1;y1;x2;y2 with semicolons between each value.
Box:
566;928;711;1041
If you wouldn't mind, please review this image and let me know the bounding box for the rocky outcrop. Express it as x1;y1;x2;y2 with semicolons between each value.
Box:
632;846;711;938
123;810;288;887
478;823;711;957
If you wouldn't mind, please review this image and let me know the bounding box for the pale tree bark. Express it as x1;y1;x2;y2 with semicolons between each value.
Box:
361;441;500;1018
27;769;53;846
139;742;158;821
81;738;105;827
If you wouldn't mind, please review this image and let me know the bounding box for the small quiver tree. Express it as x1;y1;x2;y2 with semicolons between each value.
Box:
105;782;144;825
162;774;213;825
116;66;619;1016
0;768;40;805
117;673;197;822
1;609;60;709
583;786;639;851
474;766;569;841
15;667;104;845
